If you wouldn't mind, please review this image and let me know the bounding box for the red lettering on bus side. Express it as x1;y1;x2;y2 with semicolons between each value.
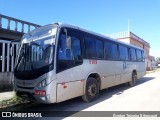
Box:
89;60;98;64
93;60;95;64
89;60;92;64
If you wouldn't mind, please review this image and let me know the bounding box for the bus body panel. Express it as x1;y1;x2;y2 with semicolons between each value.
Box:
120;61;135;84
14;73;47;90
56;80;84;102
14;70;58;103
87;60;122;89
136;62;146;79
56;64;84;102
78;59;122;90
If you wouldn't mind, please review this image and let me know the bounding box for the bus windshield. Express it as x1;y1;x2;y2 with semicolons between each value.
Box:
15;25;57;72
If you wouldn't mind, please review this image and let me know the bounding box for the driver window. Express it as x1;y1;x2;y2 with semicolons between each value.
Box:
58;34;72;60
57;30;82;72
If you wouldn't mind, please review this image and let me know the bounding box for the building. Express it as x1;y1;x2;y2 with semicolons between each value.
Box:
150;55;156;70
106;31;151;70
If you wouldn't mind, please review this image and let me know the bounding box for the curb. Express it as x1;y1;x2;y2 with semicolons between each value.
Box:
0;91;14;102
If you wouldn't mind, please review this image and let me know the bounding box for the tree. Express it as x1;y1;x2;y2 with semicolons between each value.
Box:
156;57;160;64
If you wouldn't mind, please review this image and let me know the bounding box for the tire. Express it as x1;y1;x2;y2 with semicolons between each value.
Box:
82;77;99;102
128;72;137;87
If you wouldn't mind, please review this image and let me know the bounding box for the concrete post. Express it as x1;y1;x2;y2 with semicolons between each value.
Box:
0;17;2;28
21;23;24;33
7;19;10;30
2;43;5;72
15;21;18;31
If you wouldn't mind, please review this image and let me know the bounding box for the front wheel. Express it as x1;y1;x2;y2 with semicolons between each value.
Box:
128;72;137;87
82;77;99;102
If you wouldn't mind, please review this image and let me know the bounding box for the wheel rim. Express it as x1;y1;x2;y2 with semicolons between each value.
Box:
88;83;97;97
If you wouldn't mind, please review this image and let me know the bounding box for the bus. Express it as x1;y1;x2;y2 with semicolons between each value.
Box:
13;23;146;103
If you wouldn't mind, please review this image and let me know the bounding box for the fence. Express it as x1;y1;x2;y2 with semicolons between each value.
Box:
0;14;41;91
0;14;40;33
106;31;129;39
0;40;19;91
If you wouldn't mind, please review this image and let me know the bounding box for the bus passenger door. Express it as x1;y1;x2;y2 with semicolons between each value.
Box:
121;60;132;83
56;28;83;102
120;47;131;84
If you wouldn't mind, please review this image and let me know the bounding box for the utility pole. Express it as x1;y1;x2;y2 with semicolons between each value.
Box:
128;19;130;32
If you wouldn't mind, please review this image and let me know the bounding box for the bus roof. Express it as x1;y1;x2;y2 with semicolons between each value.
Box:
53;23;144;51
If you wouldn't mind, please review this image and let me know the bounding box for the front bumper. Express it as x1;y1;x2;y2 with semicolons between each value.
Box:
15;89;53;104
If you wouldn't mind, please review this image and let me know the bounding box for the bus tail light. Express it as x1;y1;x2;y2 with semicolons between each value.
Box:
34;90;46;96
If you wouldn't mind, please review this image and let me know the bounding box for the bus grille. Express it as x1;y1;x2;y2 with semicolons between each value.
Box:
17;85;34;89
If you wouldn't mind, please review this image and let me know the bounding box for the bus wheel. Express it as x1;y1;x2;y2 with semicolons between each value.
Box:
128;72;137;87
82;77;99;102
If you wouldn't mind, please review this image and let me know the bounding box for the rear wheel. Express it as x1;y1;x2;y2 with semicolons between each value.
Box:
82;77;99;102
128;72;137;87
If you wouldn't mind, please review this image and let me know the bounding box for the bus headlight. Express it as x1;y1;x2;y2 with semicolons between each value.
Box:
36;79;47;89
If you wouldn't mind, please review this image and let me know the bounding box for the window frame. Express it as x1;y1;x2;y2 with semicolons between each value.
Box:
104;41;119;61
56;27;83;73
136;49;142;62
119;45;129;61
84;37;96;59
95;39;104;59
130;48;137;62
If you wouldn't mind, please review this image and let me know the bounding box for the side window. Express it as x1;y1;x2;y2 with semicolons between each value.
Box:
85;38;96;58
119;45;129;60
119;45;124;60
141;51;145;61
130;48;136;61
96;40;104;59
104;42;118;60
136;49;142;61
105;42;112;59
57;29;82;72
72;37;82;61
112;43;118;60
125;47;129;61
58;34;72;60
105;42;118;60
58;34;82;61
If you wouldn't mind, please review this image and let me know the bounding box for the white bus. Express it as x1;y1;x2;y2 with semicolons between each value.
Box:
14;23;146;103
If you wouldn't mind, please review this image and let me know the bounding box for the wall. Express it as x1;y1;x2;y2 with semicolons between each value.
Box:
0;72;13;92
117;38;130;44
130;38;144;48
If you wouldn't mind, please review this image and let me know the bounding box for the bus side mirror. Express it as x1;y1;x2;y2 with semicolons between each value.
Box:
64;28;67;37
64;28;71;49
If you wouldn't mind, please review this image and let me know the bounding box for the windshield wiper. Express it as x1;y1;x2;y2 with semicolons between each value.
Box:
16;45;34;71
16;47;25;71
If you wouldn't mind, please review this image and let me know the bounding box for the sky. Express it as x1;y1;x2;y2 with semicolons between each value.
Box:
0;0;160;58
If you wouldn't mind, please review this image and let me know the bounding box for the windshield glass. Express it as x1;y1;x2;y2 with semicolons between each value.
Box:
15;25;57;72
